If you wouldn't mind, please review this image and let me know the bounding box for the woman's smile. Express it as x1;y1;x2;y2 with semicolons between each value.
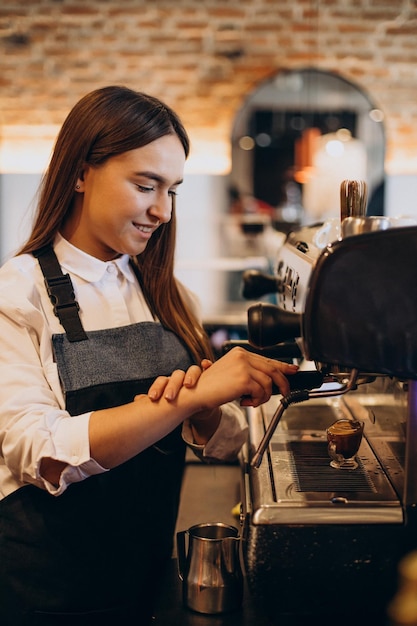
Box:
132;221;159;237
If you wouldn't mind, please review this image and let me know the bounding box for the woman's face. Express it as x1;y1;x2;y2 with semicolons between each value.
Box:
63;134;186;261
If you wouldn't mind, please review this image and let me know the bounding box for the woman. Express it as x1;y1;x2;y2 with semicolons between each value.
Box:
0;86;297;625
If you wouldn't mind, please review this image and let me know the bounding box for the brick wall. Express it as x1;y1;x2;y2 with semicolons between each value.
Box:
1;0;417;174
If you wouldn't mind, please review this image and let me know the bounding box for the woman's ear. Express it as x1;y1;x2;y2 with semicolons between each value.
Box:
75;167;87;192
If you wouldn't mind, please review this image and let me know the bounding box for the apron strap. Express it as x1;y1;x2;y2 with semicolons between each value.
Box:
33;244;88;342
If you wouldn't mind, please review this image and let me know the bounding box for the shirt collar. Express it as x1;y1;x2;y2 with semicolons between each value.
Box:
54;233;136;283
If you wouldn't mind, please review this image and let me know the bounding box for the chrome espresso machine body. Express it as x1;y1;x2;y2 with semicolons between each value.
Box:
238;219;417;622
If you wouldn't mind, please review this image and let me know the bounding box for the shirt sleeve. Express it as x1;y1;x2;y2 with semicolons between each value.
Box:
0;263;107;498
38;411;108;496
182;401;248;463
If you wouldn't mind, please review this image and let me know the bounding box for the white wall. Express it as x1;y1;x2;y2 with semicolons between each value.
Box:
0;173;40;263
385;174;417;218
174;173;231;315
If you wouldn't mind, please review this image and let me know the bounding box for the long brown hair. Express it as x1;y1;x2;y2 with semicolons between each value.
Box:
19;85;213;363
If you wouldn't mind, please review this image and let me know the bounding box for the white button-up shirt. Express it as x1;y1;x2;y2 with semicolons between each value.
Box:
0;235;247;499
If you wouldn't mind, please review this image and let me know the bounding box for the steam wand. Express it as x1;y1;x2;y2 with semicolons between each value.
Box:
250;368;360;469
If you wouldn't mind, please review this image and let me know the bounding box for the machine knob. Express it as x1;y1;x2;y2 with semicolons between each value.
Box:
247;302;302;347
241;269;282;299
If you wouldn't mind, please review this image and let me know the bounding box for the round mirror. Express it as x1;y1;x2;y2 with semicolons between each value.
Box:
230;68;386;231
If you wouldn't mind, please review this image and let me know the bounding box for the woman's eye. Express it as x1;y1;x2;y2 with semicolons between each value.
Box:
136;184;178;198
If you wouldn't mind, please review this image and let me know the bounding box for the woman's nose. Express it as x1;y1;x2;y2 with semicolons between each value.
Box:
149;193;172;223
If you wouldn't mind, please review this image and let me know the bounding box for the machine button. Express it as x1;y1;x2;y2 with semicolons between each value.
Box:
296;241;309;253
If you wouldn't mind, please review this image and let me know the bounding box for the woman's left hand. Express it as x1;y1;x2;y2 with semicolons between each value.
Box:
147;359;213;401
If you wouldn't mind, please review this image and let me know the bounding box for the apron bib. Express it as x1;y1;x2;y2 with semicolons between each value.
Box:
0;246;195;625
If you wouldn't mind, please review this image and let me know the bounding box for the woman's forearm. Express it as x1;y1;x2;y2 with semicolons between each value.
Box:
88;392;195;468
40;397;222;486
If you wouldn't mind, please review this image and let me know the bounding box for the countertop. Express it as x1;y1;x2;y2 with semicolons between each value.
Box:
151;456;389;626
151;456;279;625
152;558;279;626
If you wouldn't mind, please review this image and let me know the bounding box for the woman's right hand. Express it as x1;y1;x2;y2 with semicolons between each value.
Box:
148;348;298;408
190;347;299;410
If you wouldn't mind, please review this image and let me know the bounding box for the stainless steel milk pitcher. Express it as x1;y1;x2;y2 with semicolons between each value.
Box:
176;522;243;614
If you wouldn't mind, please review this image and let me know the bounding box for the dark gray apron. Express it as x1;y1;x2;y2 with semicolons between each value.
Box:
0;246;194;625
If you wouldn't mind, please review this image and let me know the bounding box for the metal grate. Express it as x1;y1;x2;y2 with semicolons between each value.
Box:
287;441;377;493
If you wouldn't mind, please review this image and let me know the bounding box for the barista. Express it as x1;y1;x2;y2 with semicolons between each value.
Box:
0;86;297;625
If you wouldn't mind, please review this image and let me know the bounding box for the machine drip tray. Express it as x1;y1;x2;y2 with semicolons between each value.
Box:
246;397;404;525
283;440;376;493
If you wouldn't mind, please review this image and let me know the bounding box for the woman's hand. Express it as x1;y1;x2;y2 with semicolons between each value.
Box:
145;348;299;447
144;360;219;446
147;359;213;401
147;347;299;410
147;349;298;408
189;347;299;410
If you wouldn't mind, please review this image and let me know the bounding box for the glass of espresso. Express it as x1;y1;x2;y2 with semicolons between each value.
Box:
326;418;364;470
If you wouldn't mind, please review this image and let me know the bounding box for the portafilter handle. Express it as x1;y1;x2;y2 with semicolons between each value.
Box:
247;302;302;346
251;369;360;469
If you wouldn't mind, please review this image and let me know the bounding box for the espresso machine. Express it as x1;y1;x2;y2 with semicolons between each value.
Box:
234;184;417;623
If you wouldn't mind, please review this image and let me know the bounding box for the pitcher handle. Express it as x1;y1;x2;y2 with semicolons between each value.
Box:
176;530;188;581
